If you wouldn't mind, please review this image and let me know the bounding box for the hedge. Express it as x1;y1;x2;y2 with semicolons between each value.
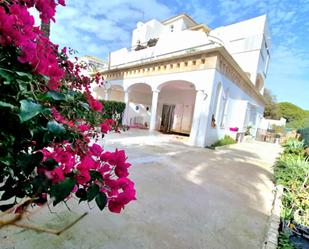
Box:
100;100;126;123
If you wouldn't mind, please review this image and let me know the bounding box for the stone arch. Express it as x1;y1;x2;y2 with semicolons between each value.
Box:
108;85;125;102
156;80;197;92
156;80;197;135
125;83;153;128
125;82;153;92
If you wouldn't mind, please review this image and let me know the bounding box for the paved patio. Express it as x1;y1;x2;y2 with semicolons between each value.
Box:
0;129;282;249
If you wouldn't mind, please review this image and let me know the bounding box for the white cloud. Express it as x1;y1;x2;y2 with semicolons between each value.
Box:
49;0;174;58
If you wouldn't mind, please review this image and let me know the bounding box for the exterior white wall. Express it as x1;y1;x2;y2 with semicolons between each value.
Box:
110;30;213;67
132;19;165;47
259;117;286;130
131;16;195;48
205;70;264;146
210;15;271;91
109;88;124;102
92;86;105;100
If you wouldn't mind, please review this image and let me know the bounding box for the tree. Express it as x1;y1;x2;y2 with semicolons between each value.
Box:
0;0;135;220
277;102;308;129
263;88;279;119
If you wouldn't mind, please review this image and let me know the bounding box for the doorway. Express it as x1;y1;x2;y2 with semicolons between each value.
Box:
160;104;175;133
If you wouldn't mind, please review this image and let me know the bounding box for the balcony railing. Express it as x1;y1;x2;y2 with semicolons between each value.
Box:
108;35;224;70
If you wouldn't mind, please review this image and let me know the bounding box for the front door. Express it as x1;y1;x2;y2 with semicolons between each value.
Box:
160;104;175;133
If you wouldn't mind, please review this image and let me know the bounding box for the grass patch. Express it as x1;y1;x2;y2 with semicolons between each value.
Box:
210;135;236;148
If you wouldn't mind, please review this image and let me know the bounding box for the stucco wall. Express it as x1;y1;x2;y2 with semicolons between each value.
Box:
210;15;270;89
205;69;264;146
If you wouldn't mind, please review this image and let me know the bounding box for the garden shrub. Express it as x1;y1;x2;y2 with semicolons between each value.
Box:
0;0;135;218
274;154;309;226
282;138;305;156
100;100;126;123
297;127;309;147
210;135;236;148
278;232;296;249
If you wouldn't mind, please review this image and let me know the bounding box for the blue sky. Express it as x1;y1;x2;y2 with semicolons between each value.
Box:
49;0;309;110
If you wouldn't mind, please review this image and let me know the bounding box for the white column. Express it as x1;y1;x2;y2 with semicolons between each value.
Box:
150;90;159;130
189;90;207;146
122;90;129;126
104;89;109;100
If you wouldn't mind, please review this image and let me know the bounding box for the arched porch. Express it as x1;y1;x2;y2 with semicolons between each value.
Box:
123;83;152;128
156;80;197;135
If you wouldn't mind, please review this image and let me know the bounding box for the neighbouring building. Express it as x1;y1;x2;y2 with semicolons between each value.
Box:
259;117;287;130
92;13;271;147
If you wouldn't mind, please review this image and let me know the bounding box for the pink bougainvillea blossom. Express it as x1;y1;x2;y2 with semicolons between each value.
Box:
0;0;135;214
101;123;112;134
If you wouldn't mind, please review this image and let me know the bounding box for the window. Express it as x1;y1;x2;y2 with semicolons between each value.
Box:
212;82;222;128
220;89;229;128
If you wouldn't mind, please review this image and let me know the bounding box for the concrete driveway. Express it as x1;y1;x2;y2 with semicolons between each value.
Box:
0;129;282;249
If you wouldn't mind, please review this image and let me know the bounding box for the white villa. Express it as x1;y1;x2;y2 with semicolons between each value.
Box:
92;13;271;147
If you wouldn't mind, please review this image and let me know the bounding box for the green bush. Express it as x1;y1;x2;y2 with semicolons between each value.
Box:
274;154;309;226
100;100;126;123
274;154;308;188
278;232;296;249
282;138;305;156
210;135;236;148
297;127;309;147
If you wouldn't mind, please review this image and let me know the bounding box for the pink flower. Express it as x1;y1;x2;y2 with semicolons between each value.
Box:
45;167;65;184
77;155;95;171
77;124;91;132
76;170;91;185
87;95;103;112
100;151;111;162
108;149;127;167
108;179;136;213
58;0;66;6
90;143;103;156
101;123;111;134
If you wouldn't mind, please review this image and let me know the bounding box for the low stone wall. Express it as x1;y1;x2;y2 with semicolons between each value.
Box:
262;185;284;249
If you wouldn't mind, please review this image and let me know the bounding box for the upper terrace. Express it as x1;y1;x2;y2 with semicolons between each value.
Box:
104;14;271;92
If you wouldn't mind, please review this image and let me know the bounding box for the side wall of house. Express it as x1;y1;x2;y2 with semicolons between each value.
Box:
205;70;264;146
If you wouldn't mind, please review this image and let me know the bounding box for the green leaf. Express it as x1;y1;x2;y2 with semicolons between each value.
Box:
50;178;76;206
80;102;90;111
0;69;13;84
0;203;15;212
0;101;15;109
76;188;87;202
87;184;100;202
17;152;44;176
47;120;65;135
18;100;43;123
16;71;32;80
1;189;15;201
90;170;103;182
46;90;66;101
95;192;107;211
42;158;58;170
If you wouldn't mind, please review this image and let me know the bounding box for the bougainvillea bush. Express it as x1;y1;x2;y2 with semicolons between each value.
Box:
0;0;135;215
